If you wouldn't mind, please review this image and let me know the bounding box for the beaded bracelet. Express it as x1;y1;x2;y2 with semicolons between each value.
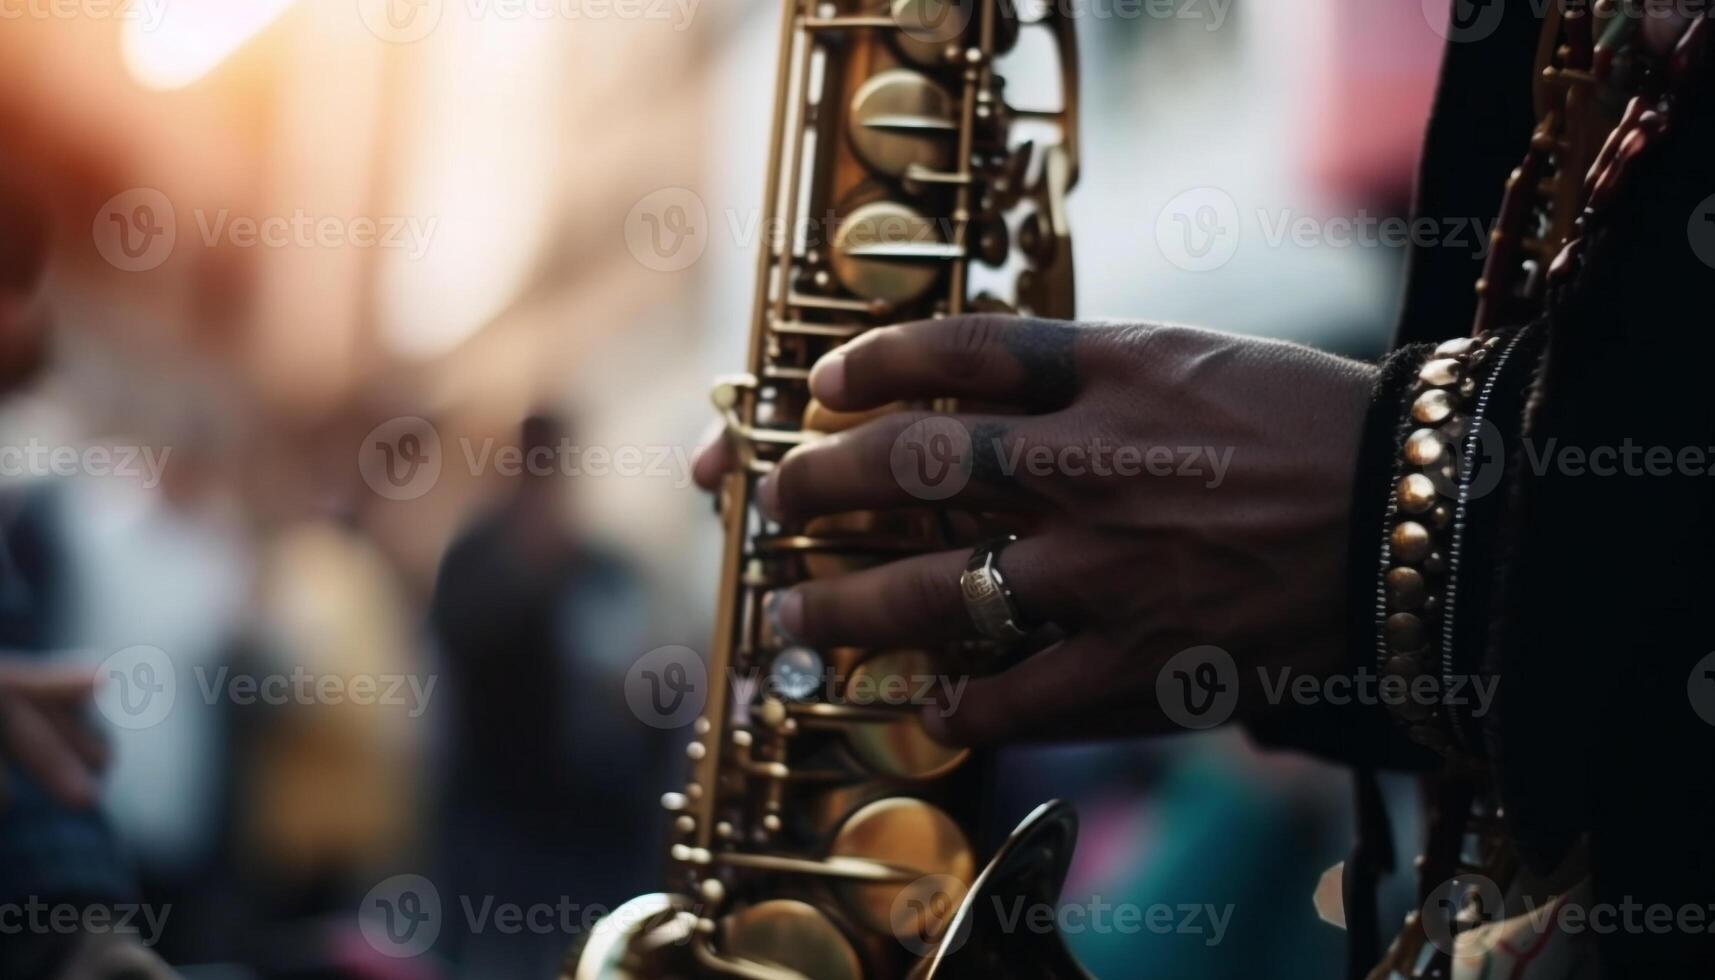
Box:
1374;330;1523;759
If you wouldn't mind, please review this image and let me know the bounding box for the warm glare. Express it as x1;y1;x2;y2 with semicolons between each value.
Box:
122;0;300;91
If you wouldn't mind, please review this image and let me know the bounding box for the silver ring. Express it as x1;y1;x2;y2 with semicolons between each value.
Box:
960;535;1032;643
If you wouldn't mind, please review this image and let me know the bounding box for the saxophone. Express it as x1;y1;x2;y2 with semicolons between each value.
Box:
576;1;1081;976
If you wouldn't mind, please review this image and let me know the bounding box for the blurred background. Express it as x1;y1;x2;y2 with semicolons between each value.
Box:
0;0;1453;977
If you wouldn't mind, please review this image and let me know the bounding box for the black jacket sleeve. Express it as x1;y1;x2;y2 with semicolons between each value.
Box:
1253;6;1715;973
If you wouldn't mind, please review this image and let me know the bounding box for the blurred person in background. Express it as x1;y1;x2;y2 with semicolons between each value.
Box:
0;174;173;979
47;402;256;968
429;412;669;979
233;503;422;974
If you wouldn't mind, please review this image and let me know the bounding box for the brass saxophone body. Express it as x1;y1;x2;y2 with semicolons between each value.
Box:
576;2;1082;976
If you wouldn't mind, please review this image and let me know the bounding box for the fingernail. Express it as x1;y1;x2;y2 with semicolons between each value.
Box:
765;590;803;644
756;473;781;520
809;350;847;405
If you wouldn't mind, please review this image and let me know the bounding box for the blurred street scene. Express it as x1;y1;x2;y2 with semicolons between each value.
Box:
0;1;1452;976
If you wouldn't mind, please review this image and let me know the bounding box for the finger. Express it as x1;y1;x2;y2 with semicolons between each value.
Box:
921;631;1123;746
692;420;734;492
0;661;96;702
776;536;1086;650
811;315;1091;413
0;693;98;808
758;412;1050;522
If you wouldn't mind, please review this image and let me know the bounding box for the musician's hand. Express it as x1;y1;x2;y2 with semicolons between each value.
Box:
693;317;1375;744
0;659;106;807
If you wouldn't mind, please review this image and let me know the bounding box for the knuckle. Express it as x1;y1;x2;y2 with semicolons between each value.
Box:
1078;322;1160;378
1106;321;1160;353
894;557;957;630
927;314;1009;381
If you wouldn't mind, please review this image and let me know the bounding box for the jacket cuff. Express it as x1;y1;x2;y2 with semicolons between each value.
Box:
1244;344;1442;771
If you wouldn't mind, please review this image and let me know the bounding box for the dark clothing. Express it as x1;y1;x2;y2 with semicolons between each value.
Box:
1254;3;1715;976
0;486;136;979
430;509;665;838
429;504;670;975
